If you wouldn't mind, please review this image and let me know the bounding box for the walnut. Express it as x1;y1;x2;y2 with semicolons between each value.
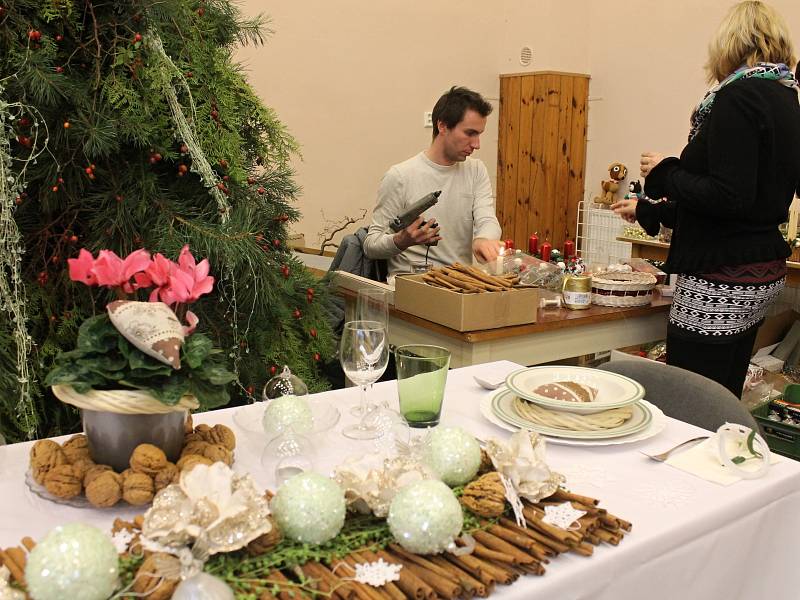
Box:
83;464;113;488
112;518;139;535
202;443;233;466
206;424;236;451
184;413;194;434
86;471;123;507
183;432;204;445
62;434;91;464
181;440;210;457
70;457;95;483
120;468;135;481
176;454;213;472
461;472;507;518
43;464;82;498
246;517;282;555
154;462;179;492
133;553;179;600
30;440;68;484
193;423;213;440
123;472;154;506
130;444;167;476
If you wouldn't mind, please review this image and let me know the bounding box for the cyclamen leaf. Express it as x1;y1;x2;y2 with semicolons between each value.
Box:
183;334;214;369
76;315;120;353
201;363;238;386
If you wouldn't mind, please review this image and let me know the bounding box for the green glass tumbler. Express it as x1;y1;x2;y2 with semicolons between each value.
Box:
395;344;451;428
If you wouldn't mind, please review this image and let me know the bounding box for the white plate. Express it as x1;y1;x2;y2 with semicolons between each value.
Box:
232;398;341;443
505;366;645;414
492;388;652;439
479;394;666;447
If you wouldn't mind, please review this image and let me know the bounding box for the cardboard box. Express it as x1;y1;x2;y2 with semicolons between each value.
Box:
394;274;539;331
752;310;800;356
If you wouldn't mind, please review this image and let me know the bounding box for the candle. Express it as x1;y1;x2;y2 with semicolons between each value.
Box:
541;241;552;262
504;239;514;250
563;239;576;258
495;247;505;275
528;233;539;256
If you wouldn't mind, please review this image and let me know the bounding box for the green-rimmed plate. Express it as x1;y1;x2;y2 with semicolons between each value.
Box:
491;388;652;439
505;366;645;414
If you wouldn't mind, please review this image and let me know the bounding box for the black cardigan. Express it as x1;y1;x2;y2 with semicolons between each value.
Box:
636;77;800;274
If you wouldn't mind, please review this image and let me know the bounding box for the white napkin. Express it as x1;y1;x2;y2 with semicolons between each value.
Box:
666;439;781;486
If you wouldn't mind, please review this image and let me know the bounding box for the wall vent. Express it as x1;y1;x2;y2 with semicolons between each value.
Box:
519;46;533;66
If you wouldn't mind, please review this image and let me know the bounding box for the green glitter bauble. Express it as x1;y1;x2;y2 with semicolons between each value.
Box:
271;472;346;544
388;479;463;554
262;394;313;436
25;523;119;600
423;426;482;486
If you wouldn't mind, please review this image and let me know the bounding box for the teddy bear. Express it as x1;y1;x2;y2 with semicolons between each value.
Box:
594;162;628;205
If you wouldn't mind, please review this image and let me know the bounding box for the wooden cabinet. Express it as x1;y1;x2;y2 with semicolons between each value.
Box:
496;71;589;253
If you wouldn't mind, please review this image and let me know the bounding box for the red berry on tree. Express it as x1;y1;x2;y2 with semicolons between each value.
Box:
17;135;31;147
115;194;123;203
49;315;57;323
293;308;302;319
15;197;22;205
222;175;230;182
280;264;290;278
18;117;30;127
51;185;59;192
85;166;93;175
134;33;143;42
57;177;64;184
306;287;315;296
210;109;219;120
88;173;95;180
28;30;41;41
246;385;255;396
270;365;277;376
247;177;255;185
216;182;225;190
63;121;70;129
50;255;60;264
55;34;64;42
152;153;161;162
219;159;228;169
257;186;265;195
55;66;64;73
185;71;193;78
69;235;78;243
314;352;321;362
179;143;189;154
310;328;317;338
197;6;206;16
273;239;281;248
178;164;188;175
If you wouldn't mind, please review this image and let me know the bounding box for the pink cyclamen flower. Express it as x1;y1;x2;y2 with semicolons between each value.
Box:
166;245;214;304
92;248;152;293
145;253;175;301
67;249;98;286
184;310;199;336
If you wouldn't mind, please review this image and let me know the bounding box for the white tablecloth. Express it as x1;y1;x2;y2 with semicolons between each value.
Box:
2;361;799;600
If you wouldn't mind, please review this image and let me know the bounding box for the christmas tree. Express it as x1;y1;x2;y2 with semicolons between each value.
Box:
0;0;335;443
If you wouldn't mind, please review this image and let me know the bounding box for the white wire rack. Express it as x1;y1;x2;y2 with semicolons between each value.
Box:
575;199;632;267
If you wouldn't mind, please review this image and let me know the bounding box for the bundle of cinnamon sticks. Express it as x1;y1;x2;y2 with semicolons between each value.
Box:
421;263;519;294
0;488;630;600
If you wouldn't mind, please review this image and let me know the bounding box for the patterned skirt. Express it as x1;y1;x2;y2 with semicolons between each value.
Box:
669;260;786;340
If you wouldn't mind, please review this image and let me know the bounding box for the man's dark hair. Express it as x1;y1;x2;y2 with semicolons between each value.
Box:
431;86;492;139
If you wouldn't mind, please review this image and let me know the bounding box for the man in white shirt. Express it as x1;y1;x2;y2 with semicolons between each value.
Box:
363;86;503;275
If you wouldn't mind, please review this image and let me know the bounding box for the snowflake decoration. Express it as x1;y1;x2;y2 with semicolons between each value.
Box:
353;559;403;587
541;502;586;530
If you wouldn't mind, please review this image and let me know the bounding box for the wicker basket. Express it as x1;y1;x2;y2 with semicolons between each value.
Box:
591;272;657;307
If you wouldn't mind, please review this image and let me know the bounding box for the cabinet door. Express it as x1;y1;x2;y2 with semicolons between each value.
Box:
497;72;588;253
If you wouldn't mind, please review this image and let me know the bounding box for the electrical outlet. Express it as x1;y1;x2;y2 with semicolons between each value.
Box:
423;111;433;128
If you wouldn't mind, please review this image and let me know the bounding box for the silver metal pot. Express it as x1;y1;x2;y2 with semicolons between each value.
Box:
81;408;187;471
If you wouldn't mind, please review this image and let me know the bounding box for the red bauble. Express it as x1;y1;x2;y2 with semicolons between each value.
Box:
306;287;315;296
210;109;219;120
178;164;188;175
84;166;93;175
280;264;290;278
269;365;277;376
63;121;70;129
17;117;30;127
28;30;41;41
272;239;281;248
51;185;59;192
197;6;205;16
55;34;64;42
55;66;64;73
133;33;142;42
17;135;31;147
185;71;193;78
69;235;78;243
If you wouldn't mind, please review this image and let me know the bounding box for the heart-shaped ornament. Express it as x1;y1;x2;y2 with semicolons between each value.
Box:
107;300;185;368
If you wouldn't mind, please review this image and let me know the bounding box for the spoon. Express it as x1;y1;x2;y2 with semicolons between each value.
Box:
473;376;505;390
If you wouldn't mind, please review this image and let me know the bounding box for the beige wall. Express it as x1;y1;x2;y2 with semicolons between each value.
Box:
236;1;800;248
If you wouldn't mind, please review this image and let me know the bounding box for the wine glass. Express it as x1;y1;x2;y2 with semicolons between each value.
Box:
352;288;390;416
340;320;389;440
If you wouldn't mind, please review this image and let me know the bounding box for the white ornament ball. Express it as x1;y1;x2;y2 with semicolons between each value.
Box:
388;480;463;554
271;472;346;544
423;426;482;486
25;523;119;600
172;572;234;600
262;394;313;436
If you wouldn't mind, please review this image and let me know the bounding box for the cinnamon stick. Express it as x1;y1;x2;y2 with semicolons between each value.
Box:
341;557;394;600
396;560;462;600
472;531;536;564
267;569;303;600
594;528;622;546
20;537;36;552
0;548;25;586
485;523;548;558
375;550;434;600
429;555;487;597
548;488;599;506
497;518;556;557
471;544;518;565
458;264;513;288
303;562;355;600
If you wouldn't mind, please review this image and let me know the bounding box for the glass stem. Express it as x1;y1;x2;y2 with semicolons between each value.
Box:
359;384;369;427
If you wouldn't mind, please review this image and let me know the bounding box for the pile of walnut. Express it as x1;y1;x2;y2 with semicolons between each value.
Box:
421;263;520;293
28;416;236;508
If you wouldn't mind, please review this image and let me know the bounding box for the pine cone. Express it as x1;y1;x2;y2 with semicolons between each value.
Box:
246;517;282;555
461;471;506;518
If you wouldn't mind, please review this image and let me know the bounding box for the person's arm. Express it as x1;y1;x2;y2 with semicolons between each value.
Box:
635;200;677;236
644;86;759;218
471;161;503;262
363;168;439;259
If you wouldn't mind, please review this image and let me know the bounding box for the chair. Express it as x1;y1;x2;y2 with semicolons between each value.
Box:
597;360;758;432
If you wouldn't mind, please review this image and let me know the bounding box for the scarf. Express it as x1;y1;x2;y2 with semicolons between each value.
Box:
688;62;798;141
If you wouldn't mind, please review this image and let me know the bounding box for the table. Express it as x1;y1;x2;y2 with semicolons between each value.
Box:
334;274;670;368
619;235;800;287
2;361;799;599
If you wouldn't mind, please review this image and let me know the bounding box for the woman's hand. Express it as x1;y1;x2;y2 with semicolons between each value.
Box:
611;198;638;223
640;152;665;178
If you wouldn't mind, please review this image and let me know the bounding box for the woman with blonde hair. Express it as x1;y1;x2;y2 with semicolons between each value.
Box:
612;1;800;396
